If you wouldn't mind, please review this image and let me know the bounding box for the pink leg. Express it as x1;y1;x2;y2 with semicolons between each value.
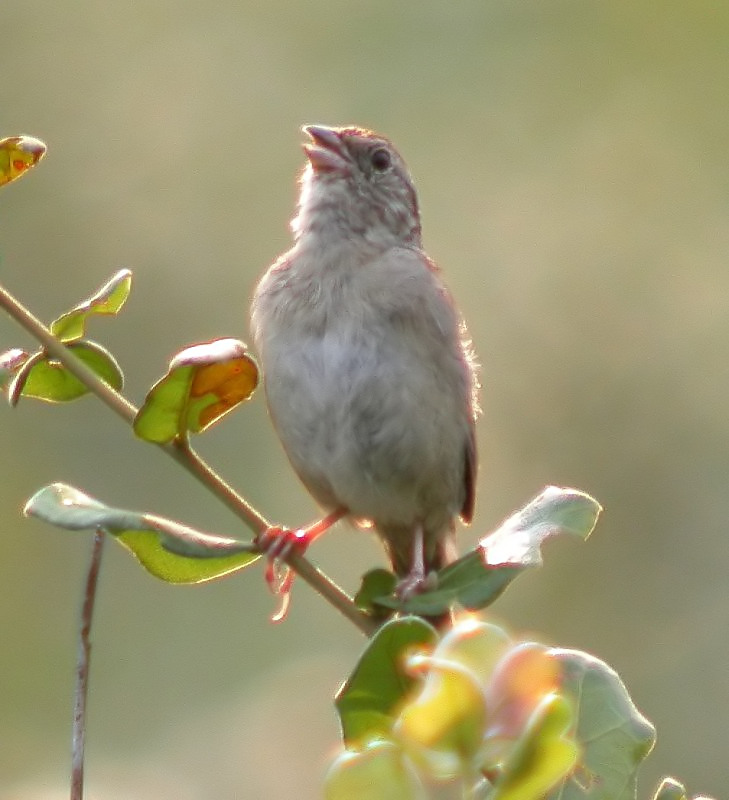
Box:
255;509;347;620
396;525;436;600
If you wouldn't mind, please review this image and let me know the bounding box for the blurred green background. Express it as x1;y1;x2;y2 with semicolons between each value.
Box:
2;1;728;797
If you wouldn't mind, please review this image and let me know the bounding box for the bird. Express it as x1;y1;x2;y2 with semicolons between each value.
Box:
250;124;478;604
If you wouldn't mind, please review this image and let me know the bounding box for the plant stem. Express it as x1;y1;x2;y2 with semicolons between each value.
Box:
172;437;268;534
71;529;105;800
0;280;376;635
0;283;137;423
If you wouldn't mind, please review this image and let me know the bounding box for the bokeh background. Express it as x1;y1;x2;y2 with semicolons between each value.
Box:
2;1;728;797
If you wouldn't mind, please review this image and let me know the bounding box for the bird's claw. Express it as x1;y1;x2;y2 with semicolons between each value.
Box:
255;510;346;623
395;568;439;602
256;526;310;622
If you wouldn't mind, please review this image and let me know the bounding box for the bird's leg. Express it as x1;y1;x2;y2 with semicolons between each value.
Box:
256;508;347;620
396;525;438;600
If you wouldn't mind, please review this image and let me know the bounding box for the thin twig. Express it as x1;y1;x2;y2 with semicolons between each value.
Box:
0;280;376;636
71;529;105;800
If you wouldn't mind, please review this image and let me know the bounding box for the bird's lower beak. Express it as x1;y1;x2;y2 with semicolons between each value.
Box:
302;125;348;172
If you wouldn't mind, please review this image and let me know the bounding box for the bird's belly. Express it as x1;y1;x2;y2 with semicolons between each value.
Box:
263;329;466;529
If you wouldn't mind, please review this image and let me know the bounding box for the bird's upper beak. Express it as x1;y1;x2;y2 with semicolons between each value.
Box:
302;125;349;173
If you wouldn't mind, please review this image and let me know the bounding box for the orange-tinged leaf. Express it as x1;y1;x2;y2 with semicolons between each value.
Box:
0;135;46;187
134;338;258;442
487;643;561;741
189;355;259;429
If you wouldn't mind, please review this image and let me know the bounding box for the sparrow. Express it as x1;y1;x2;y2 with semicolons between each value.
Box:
251;124;478;602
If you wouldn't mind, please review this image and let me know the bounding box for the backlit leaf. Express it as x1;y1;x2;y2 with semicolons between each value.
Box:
491;694;579;800
324;740;425;800
0;135;46;187
546;648;656;800
134;338;258;442
396;654;487;774
24;483;259;583
9;340;123;404
376;487;601;617
50;269;132;342
479;486;601;567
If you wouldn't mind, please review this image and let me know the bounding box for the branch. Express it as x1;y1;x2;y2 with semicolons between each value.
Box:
71;529;105;800
0;281;376;636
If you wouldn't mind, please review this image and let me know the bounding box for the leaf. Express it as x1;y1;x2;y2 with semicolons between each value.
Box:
354;569;397;616
335;617;438;746
479;486;601;568
0;348;29;392
377;558;523;617
0;135;46;187
491;694;579;800
396;654;488;773
546;648;656;800
24;483;260;583
651;778;687;800
376;487;602;617
324;740;425;800
50;269;133;342
9;340;123;404
134;338;259;443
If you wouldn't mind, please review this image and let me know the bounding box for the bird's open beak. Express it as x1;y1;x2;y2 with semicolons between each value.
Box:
302;125;349;172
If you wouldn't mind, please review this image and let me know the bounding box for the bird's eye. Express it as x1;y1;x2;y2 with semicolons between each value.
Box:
370;148;391;172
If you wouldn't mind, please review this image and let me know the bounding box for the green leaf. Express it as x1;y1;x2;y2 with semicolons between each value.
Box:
134;338;259;443
9;340;123;404
50;269;133;342
354;569;397;616
335;617;437;746
376;558;522;617
478;486;601;568
24;483;260;583
546;648;656;800
0;348;29;393
376;487;602;617
324;740;425;800
0;135;46;187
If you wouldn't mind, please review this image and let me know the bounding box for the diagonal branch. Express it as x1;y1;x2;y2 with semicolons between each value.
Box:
0;281;376;636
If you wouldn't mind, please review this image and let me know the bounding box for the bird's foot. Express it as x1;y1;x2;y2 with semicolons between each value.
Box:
255;509;346;622
394;524;438;600
395;568;439;602
256;525;307;616
396;570;453;629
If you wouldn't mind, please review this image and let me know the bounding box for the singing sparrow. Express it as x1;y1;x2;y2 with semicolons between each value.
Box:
251;125;478;596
